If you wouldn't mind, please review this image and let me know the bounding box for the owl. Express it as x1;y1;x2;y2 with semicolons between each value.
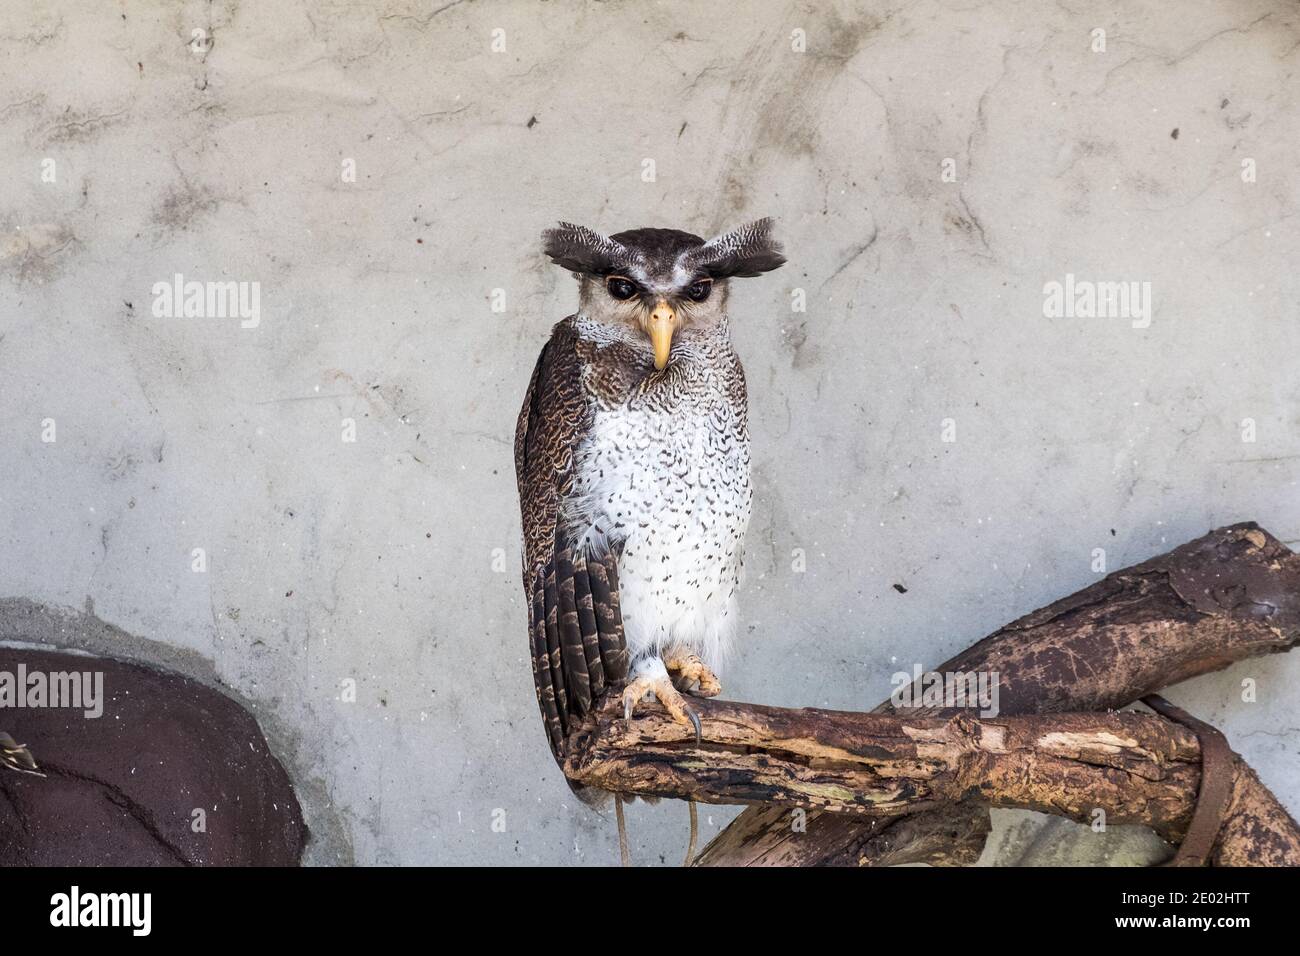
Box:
515;219;785;765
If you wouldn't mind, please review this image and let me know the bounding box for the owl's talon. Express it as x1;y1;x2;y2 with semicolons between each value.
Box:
685;705;702;746
665;652;722;699
622;673;704;745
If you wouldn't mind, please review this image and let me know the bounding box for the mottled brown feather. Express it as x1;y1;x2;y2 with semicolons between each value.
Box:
542;566;566;733
587;556;625;668
571;550;605;696
530;581;563;754
515;319;630;762
601;554;628;676
556;545;592;713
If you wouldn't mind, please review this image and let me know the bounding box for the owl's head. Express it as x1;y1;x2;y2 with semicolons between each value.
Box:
542;219;786;369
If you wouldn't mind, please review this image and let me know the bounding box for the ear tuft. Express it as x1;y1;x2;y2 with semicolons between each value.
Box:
541;222;630;276
685;218;786;279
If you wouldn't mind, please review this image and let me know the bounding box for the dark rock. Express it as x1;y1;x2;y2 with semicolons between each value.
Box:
0;648;306;865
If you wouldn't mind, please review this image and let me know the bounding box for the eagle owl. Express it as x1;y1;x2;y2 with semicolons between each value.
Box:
515;219;785;764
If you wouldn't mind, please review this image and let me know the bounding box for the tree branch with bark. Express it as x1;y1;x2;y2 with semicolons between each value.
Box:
561;522;1300;867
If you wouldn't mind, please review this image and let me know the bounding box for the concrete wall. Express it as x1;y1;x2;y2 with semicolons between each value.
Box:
1;0;1297;865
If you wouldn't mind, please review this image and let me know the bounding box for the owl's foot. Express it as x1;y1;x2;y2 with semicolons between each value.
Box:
622;674;702;745
665;652;721;698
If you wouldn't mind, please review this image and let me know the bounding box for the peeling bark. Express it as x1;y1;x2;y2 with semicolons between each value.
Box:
565;696;1300;865
694;799;990;868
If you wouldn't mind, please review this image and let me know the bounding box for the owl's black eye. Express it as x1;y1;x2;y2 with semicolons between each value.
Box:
685;279;713;302
606;277;638;301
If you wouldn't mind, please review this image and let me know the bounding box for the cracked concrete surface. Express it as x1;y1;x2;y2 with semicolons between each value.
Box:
1;1;1298;865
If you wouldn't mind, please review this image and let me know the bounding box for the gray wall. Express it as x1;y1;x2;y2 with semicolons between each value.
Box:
1;0;1297;865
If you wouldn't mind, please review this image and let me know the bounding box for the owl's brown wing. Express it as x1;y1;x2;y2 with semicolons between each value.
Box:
515;319;629;761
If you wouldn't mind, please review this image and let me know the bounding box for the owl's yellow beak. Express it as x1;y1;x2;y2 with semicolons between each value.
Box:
648;300;677;370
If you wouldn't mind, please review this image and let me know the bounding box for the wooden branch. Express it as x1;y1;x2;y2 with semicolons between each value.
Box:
572;700;1199;826
695;522;1300;866
565;695;1300;865
884;523;1300;716
697;801;991;868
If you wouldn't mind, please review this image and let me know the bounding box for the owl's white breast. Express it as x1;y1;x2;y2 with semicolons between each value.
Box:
566;368;752;671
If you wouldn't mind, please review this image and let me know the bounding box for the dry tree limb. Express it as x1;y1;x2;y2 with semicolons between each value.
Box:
891;522;1300;716
695;794;982;867
690;522;1300;865
572;701;1210;824
565;696;1300;865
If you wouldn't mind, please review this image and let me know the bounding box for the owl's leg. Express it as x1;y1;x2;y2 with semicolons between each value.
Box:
665;650;721;698
622;657;702;744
